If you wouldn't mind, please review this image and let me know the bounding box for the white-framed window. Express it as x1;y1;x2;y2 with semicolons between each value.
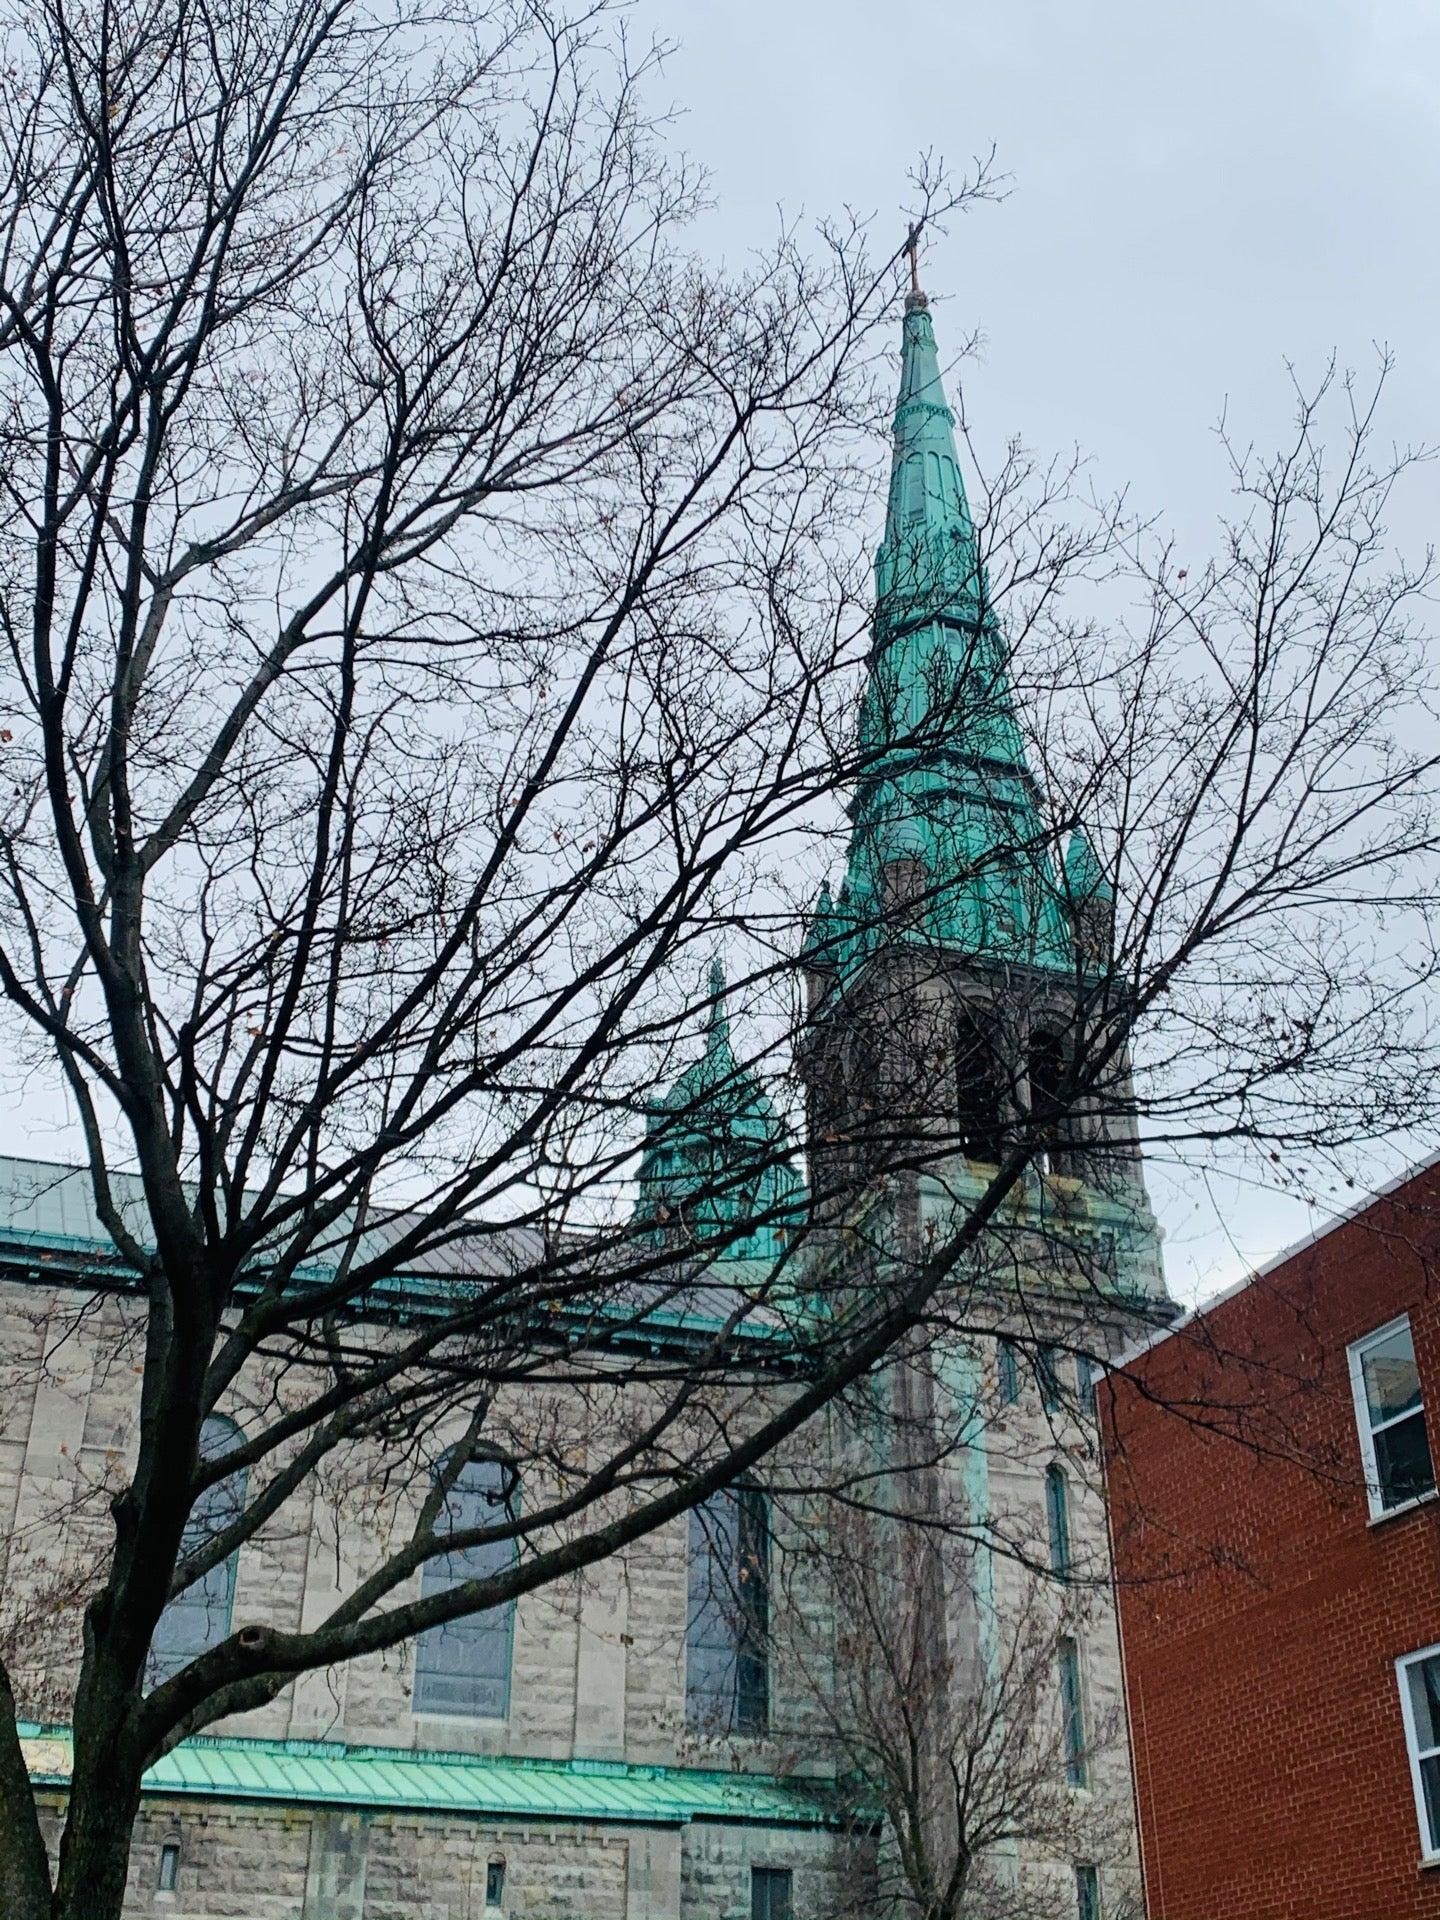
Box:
1397;1644;1440;1861
1347;1315;1436;1518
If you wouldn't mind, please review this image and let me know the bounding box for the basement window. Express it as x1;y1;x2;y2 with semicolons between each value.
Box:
751;1867;794;1920
157;1841;180;1893
1397;1646;1440;1861
1348;1316;1436;1518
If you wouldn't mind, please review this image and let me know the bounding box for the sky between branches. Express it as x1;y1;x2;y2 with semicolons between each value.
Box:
2;0;1438;1304
628;0;1440;1301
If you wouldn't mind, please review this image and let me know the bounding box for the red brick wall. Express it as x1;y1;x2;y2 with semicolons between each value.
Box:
1103;1161;1440;1920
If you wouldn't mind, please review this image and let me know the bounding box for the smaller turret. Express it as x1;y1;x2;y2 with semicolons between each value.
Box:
633;962;803;1263
1063;827;1115;965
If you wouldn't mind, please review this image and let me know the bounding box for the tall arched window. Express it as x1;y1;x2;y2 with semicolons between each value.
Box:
686;1482;770;1735
414;1455;518;1718
146;1414;246;1689
956;1011;1004;1164
1045;1463;1071;1578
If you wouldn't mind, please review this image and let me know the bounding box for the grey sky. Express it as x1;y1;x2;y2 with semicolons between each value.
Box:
640;0;1440;1299
5;2;1436;1303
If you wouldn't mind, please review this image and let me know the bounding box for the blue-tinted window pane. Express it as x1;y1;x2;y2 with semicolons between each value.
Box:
1407;1653;1440;1854
146;1416;246;1689
1059;1635;1087;1787
1045;1466;1070;1578
687;1484;770;1734
414;1457;517;1718
1361;1323;1423;1426
1421;1755;1440;1857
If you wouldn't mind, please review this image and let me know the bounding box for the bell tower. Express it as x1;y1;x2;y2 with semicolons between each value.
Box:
798;271;1165;1306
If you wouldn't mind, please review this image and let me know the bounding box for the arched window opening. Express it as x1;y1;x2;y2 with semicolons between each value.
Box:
955;1012;1004;1165
1027;1027;1070;1176
146;1415;247;1690
1045;1463;1071;1578
686;1482;770;1735
414;1455;518;1718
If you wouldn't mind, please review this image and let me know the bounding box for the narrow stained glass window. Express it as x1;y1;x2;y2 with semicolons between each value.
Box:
997;1337;1020;1406
1045;1463;1071;1578
1059;1634;1087;1787
1038;1345;1063;1414
687;1482;770;1735
1076;1862;1101;1920
414;1456;518;1718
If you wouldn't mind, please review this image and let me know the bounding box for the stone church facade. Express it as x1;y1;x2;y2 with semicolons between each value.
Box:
0;284;1171;1918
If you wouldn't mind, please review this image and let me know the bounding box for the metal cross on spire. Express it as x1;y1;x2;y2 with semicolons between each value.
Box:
903;220;926;307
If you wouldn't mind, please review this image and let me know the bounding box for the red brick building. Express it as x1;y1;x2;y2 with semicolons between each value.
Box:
1102;1158;1440;1920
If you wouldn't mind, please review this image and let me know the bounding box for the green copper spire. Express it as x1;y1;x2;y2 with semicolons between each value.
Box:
830;277;1075;976
634;962;803;1262
873;288;983;636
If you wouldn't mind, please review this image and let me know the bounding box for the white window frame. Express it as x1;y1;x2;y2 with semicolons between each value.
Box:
1347;1314;1434;1520
1396;1642;1440;1864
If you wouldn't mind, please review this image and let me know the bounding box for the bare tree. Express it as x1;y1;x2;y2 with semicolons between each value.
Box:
777;1508;1135;1920
1;0;1439;1912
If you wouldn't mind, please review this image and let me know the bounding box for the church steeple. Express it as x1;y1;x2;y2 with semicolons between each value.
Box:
810;274;1073;980
873;280;985;639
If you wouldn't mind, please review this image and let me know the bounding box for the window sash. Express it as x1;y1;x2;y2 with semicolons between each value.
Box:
1398;1646;1440;1860
1349;1317;1436;1516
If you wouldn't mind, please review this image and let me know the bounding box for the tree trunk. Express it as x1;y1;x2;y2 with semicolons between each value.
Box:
50;1748;144;1920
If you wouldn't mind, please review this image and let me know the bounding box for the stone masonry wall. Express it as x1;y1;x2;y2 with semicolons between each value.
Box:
36;1793;853;1919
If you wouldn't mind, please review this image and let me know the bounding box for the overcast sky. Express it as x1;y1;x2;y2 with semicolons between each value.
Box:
637;0;1440;1300
6;2;1436;1304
